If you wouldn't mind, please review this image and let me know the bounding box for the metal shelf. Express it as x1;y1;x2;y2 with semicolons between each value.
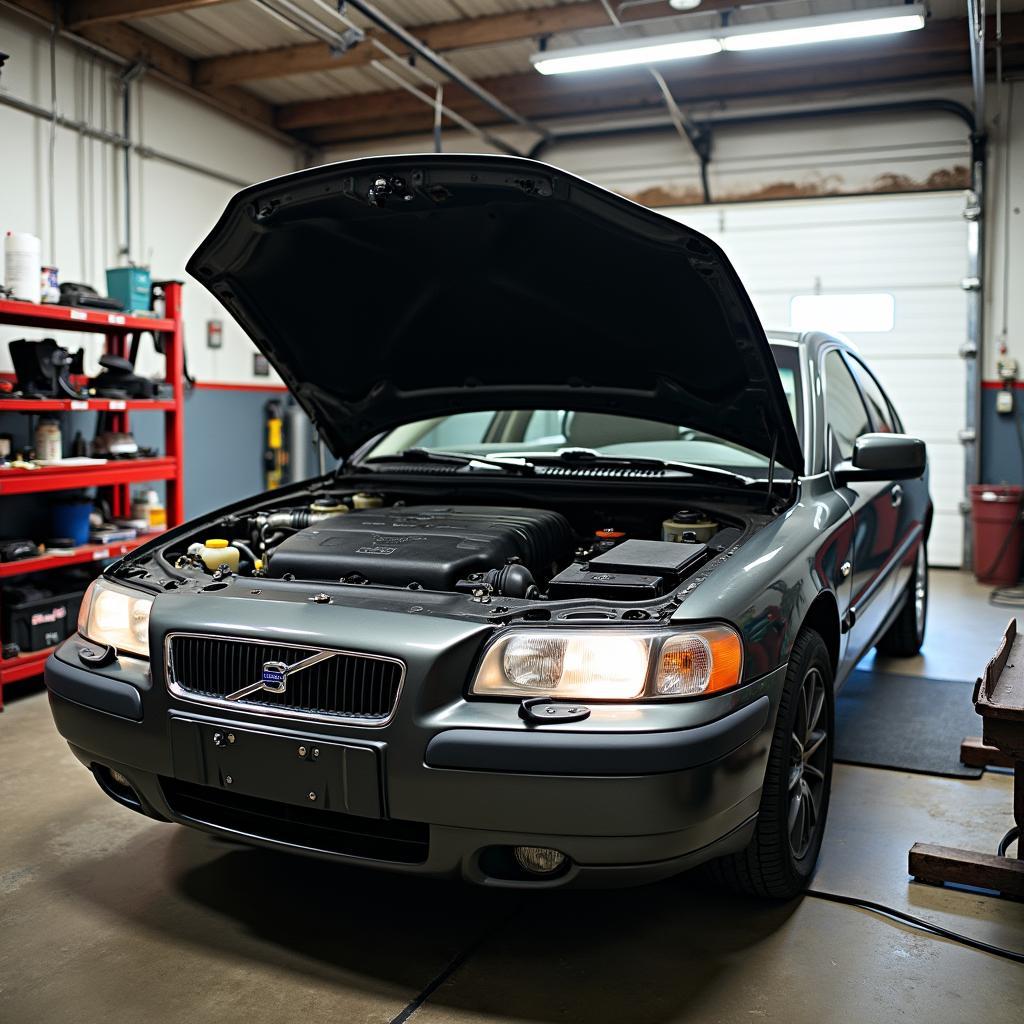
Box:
0;536;154;579
0;283;185;705
0;457;178;496
0;646;56;686
0;397;176;413
0;299;175;334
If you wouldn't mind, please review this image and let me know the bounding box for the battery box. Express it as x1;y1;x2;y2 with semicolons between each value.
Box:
547;539;707;601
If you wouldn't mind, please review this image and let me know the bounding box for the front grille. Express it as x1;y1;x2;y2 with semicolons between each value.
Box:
166;634;403;724
160;777;429;864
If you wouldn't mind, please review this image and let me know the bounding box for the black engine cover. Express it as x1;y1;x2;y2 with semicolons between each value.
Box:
267;505;572;589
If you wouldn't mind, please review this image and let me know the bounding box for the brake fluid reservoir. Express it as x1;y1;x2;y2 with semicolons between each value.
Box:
198;538;239;572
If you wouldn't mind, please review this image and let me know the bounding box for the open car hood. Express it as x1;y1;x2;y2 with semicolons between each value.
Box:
187;154;802;471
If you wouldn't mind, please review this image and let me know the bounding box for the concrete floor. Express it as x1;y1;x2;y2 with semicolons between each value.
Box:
1;568;1022;1023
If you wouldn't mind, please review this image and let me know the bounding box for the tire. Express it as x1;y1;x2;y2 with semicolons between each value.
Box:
876;541;928;658
708;629;834;899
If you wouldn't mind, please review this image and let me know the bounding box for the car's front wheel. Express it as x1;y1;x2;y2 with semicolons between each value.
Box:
876;541;928;657
708;628;834;898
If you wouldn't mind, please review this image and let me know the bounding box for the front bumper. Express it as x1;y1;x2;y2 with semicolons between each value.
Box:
45;627;784;889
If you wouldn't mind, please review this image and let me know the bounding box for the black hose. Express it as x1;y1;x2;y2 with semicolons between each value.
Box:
997;825;1020;858
230;539;260;566
805;889;1024;964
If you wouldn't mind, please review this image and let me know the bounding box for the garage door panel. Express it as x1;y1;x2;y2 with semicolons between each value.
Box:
667;192;969;566
866;358;965;441
929;511;963;567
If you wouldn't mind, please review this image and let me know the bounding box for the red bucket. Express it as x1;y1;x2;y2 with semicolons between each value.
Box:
970;484;1024;586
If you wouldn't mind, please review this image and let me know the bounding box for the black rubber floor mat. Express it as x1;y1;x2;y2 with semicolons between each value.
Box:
835;670;983;778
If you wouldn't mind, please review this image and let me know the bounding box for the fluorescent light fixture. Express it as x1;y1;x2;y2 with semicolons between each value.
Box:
722;6;926;52
531;4;925;75
532;33;721;75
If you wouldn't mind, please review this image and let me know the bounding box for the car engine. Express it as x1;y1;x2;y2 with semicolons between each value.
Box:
163;493;746;607
266;505;573;597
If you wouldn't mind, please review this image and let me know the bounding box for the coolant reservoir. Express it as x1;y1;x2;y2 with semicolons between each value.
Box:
662;510;717;544
199;538;239;572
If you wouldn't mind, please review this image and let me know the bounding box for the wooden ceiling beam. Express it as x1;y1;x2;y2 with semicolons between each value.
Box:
278;15;1020;135
193;0;774;87
64;0;235;30
8;0;278;133
297;51;986;145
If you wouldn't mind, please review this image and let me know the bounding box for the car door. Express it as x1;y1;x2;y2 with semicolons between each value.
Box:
821;349;903;669
845;354;927;605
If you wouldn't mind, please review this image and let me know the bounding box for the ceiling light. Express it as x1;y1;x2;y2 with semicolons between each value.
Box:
532;33;721;75
669;0;703;10
531;4;925;75
722;5;926;52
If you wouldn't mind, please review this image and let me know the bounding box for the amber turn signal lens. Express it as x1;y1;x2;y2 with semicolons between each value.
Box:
655;626;743;697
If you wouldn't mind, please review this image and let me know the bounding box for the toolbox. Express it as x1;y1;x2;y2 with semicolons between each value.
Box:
2;576;89;652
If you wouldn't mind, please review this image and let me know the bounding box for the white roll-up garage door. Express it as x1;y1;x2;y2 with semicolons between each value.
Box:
662;193;968;567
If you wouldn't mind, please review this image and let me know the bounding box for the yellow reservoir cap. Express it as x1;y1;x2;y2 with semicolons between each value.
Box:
205;538;229;548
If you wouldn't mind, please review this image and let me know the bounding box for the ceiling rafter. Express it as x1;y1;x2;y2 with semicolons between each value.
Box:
64;0;233;30
193;0;769;87
276;13;1024;140
9;0;281;135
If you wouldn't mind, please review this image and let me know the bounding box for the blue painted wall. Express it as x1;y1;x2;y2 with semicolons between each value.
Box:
981;389;1024;485
0;386;298;542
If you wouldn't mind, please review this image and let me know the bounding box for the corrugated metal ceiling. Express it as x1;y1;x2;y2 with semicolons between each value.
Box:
127;0;1023;106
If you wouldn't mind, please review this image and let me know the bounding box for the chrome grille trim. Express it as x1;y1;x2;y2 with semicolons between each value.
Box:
164;632;404;727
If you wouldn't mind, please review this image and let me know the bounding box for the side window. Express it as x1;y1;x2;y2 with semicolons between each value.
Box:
823;350;871;462
848;358;895;434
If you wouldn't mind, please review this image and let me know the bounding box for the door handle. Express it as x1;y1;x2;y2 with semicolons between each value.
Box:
890;485;903;508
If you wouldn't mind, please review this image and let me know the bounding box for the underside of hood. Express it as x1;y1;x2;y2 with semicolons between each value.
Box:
187;154;802;471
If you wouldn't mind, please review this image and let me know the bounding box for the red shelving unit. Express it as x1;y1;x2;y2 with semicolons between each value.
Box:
0;285;186;705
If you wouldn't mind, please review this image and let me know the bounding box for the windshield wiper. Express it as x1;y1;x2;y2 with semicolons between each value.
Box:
365;447;534;475
518;448;758;486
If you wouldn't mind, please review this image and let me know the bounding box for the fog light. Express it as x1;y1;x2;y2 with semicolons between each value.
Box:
109;768;131;788
513;846;567;875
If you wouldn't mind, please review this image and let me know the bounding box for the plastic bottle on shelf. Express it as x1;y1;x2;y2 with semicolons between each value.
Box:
4;232;42;303
131;489;167;532
34;418;62;462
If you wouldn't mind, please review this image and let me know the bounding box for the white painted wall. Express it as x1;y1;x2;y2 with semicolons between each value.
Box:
0;7;301;385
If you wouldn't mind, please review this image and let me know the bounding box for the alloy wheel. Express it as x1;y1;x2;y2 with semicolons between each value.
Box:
788;666;829;860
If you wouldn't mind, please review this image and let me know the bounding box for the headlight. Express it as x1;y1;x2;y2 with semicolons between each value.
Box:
78;577;154;657
470;625;742;701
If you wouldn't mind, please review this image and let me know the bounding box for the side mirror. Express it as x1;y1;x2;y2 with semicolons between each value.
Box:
834;433;926;485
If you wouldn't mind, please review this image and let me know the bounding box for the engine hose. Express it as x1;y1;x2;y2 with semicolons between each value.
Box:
230;539;260;567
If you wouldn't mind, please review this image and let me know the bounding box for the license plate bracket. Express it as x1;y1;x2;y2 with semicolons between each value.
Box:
169;717;383;818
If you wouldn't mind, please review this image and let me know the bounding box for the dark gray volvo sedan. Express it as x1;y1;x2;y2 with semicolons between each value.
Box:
45;155;930;897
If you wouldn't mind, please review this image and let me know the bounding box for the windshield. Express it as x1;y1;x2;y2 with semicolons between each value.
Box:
364;345;802;475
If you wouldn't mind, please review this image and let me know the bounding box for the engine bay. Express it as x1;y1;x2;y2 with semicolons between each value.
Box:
155;489;753;609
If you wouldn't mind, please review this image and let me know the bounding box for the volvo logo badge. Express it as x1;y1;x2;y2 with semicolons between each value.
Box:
260;661;288;693
223;649;337;703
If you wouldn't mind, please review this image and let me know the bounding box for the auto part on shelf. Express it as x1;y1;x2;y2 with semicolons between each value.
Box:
7;338;86;399
0;539;40;562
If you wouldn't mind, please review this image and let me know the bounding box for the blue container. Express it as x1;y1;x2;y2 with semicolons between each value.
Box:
106;266;152;312
52;496;93;546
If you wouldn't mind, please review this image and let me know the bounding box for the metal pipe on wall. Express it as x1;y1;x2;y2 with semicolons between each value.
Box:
965;0;989;568
0;90;252;189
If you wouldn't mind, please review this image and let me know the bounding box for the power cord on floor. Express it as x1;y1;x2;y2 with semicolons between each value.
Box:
998;825;1020;858
805;889;1024;965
